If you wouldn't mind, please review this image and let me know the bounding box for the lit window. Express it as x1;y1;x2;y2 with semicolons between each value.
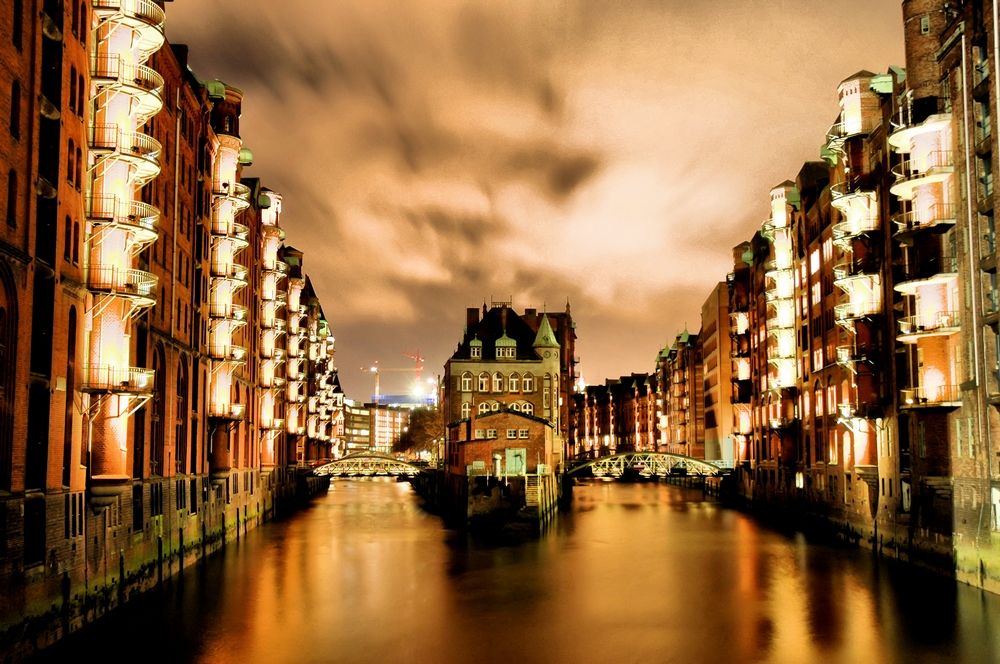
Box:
522;374;534;392
461;402;471;419
493;372;503;392
461;372;472;391
471;346;481;358
478;373;489;392
509;373;520;392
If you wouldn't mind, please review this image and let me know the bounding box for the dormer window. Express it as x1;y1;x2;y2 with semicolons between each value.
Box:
496;346;515;359
470;346;481;358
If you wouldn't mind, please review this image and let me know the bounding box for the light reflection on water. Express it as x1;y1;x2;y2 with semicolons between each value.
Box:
36;479;1000;664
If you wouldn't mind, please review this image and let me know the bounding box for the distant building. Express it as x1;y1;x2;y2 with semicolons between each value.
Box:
343;399;371;452
366;403;410;455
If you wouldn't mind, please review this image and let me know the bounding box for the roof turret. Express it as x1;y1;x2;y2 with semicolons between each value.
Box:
533;315;559;348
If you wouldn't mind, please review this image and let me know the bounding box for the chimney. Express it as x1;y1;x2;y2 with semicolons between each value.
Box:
524;308;537;330
466;307;479;330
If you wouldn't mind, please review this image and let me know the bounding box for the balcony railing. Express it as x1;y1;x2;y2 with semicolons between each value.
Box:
897;311;959;338
262;317;287;332
91;55;164;97
207;344;248;363
208;402;246;421
892;204;957;236
263;259;290;276
835;345;870;365
88;124;161;182
830;177;876;201
210;262;249;284
827;117;881;143
896;255;958;286
86;265;157;302
92;0;166;33
262;418;286;431
86;194;159;244
81;365;154;394
769;417;793;430
834;301;880;321
209;302;249;321
833;258;879;282
210;220;250;244
891;150;954;184
900;385;960;408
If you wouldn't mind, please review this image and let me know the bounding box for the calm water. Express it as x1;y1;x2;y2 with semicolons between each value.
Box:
36;479;1000;664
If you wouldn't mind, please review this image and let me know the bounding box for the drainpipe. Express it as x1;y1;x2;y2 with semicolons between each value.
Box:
171;87;181;338
961;35;987;483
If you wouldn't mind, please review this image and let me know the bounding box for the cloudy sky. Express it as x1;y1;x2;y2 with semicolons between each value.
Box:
166;0;904;400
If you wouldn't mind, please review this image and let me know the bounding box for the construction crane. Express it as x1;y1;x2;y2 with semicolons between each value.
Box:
360;352;426;403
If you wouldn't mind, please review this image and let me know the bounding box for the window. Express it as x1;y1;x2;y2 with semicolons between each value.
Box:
67;139;76;184
461;402;471;419
12;0;23;50
491;401;500;412
478;373;489;392
518;428;529;439
522;373;534;392
78;74;85;115
510;402;521;412
487;429;497;439
475;428;485;439
978;100;992;142
522;402;534;416
71;1;79;36
76;147;82;188
461;372;472;392
470;345;481;358
63;216;72;261
543;375;552;409
492;372;503;392
478;402;490;414
509;373;520;392
79;3;87;45
6;170;17;227
992;487;1000;530
69;69;77;114
506;429;517;439
981;154;994;197
72;222;79;264
920;15;930;34
9;81;20;139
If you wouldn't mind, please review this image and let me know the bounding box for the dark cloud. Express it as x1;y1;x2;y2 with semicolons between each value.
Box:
165;0;905;398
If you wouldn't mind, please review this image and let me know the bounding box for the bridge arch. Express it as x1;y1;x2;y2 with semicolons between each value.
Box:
566;452;729;478
313;453;428;478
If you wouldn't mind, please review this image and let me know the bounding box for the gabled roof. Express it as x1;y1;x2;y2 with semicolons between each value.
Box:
840;69;877;85
475;408;555;427
533;315;560;348
450;306;544;362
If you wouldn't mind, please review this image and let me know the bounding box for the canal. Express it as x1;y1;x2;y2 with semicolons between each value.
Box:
34;479;1000;663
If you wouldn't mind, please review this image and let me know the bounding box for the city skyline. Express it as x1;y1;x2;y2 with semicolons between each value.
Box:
165;0;905;398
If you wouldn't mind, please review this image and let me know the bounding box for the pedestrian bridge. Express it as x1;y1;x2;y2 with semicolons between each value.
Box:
566;452;731;478
313;453;427;478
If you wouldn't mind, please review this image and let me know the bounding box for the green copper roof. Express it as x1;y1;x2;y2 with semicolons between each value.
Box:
533;315;559;348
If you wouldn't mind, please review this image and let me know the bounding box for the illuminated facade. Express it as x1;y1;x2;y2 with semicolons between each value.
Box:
0;6;345;654
569;375;655;459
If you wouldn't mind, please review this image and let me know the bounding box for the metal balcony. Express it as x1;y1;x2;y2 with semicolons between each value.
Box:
900;385;960;409
832;215;879;246
210;220;250;247
826;117;880;152
86;195;159;248
890;151;954;199
897;311;960;342
892;204;956;238
88;124;161;185
834;301;880;322
262;317;287;332
894;255;958;295
209;302;249;322
262;418;286;431
761;218;789;241
210;262;249;286
207;344;248;363
263;260;290;276
92;0;165;56
86;265;157;306
833;258;880;284
208;402;246;421
91;55;164;123
81;365;154;395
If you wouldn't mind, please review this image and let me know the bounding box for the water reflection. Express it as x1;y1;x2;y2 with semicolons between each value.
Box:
35;479;1000;664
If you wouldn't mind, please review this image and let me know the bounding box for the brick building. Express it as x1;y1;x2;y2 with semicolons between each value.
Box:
0;3;343;653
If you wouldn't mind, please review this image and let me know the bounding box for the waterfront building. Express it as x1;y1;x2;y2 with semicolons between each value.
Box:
0;4;343;653
655;328;704;458
701;282;734;462
366;403;410;455
343;399;371;452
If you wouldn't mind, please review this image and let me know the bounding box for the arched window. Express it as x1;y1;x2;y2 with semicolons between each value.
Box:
9;80;20;138
509;373;520;393
478;402;490;414
150;346;166;476
76;146;82;187
72;222;79;264
522;373;534;393
176;359;188;474
77;74;85;114
461;402;471;419
492;372;503;392
491;401;500;412
543;374;552;409
461;372;472;392
63;216;72;261
67;139;75;184
79;3;87;45
814;385;823;418
71;1;79;37
510;402;521;412
12;0;23;50
69;69;77;114
522;402;534;416
478;372;489;392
